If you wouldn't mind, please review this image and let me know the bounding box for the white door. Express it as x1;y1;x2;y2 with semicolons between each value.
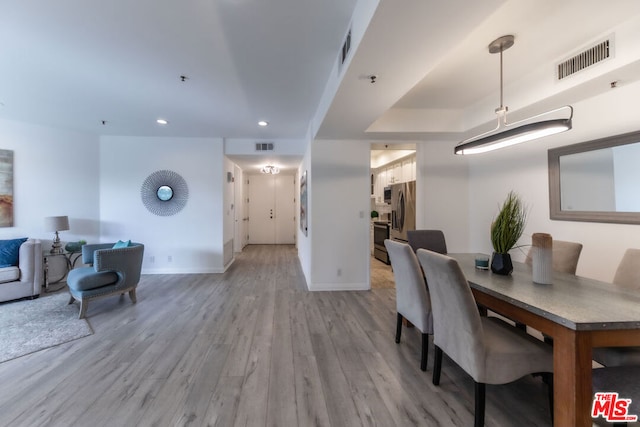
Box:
248;174;295;244
275;175;295;244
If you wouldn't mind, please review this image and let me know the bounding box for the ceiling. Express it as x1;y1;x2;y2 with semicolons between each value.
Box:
3;1;640;172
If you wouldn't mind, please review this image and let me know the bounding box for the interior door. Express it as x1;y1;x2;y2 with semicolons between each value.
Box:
274;175;295;244
248;174;276;244
248;174;295;244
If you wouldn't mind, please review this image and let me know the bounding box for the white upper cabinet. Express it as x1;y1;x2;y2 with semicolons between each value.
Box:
371;153;416;203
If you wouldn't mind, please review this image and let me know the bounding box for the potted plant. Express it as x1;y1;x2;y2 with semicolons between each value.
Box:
490;191;527;275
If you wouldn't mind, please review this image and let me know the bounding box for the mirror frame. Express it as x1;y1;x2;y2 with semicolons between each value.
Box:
549;130;640;224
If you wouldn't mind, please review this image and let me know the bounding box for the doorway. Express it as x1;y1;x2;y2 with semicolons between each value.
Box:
369;144;417;288
247;174;296;244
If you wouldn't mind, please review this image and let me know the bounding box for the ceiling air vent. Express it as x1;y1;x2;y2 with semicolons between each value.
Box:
557;38;611;80
255;142;274;151
340;28;352;65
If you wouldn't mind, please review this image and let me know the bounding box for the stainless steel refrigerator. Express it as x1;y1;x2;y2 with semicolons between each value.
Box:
390;180;416;242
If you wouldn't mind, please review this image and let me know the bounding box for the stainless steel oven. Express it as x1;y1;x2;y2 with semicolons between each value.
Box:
373;221;390;264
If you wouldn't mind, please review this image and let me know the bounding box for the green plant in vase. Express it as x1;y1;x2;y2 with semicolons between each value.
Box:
490;191;527;275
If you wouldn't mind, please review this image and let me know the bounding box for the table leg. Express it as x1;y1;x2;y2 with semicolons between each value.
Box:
553;326;593;426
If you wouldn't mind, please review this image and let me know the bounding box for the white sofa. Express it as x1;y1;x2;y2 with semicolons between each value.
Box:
0;239;42;302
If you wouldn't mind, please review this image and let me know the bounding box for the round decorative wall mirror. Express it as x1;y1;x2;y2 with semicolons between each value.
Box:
156;185;174;201
141;170;188;216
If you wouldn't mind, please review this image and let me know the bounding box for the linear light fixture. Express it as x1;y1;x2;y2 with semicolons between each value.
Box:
454;35;573;155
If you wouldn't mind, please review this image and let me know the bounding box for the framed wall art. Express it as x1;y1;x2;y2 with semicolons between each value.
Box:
300;170;308;236
0;150;14;227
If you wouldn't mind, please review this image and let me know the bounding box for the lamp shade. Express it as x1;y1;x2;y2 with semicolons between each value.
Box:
44;215;70;232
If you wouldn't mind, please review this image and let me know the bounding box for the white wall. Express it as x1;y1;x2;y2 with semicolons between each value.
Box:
0;118;100;245
100;136;226;274
233;163;245;252
415;140;469;253
223;156;236;266
310;139;370;290
297;139;312;288
462;79;640;282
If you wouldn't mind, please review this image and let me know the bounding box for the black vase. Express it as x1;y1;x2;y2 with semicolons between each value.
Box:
491;252;513;275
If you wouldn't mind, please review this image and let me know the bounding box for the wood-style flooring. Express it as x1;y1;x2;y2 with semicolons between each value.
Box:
0;245;553;426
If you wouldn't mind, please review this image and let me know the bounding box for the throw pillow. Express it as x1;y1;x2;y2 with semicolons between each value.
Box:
112;240;132;249
0;237;28;267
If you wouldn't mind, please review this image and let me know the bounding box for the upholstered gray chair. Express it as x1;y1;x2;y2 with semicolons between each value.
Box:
407;229;447;255
416;249;554;427
592;366;640;427
593;248;640;367
384;239;432;371
67;242;144;319
524;239;583;274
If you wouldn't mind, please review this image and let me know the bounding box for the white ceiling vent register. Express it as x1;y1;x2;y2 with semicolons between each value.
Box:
557;38;612;80
255;142;274;151
341;28;352;65
338;26;352;74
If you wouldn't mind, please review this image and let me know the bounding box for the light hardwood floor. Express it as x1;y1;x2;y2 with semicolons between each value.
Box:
0;245;553;426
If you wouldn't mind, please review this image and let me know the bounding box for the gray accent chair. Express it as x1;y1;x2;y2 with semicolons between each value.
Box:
67;242;144;319
384;239;432;371
416;249;554;427
406;229;447;254
593;248;640;367
0;239;42;303
524;239;583;274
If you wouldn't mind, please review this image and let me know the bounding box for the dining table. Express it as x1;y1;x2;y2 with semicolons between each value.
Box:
449;253;640;427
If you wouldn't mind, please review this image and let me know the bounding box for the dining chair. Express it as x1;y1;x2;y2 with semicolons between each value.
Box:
384;239;432;371
406;229;448;254
592;248;640;367
592;365;640;427
416;248;554;427
524;239;583;274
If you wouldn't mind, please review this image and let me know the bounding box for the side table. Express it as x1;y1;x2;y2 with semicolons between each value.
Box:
43;250;83;292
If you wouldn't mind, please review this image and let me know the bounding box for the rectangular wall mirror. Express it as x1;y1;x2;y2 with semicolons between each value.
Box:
549;130;640;224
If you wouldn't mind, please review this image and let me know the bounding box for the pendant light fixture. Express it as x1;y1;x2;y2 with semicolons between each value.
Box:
261;165;280;174
454;35;573;155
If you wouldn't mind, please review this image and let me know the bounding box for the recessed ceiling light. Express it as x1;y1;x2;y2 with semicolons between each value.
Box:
258;120;269;127
157;119;168;125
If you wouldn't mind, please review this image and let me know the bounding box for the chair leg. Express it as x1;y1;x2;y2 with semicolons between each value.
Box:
78;300;88;319
68;295;75;305
432;345;443;385
541;373;554;426
474;382;486;427
129;288;137;303
420;333;428;371
395;312;402;343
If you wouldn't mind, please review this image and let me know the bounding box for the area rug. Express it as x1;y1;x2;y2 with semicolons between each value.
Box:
0;292;93;363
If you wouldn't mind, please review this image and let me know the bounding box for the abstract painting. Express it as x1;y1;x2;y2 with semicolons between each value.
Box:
300;170;308;236
0;150;14;227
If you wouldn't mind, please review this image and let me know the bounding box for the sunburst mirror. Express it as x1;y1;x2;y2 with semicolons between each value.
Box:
140;170;189;216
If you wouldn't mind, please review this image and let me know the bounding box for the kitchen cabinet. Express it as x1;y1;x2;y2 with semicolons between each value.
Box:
371;153;416;204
